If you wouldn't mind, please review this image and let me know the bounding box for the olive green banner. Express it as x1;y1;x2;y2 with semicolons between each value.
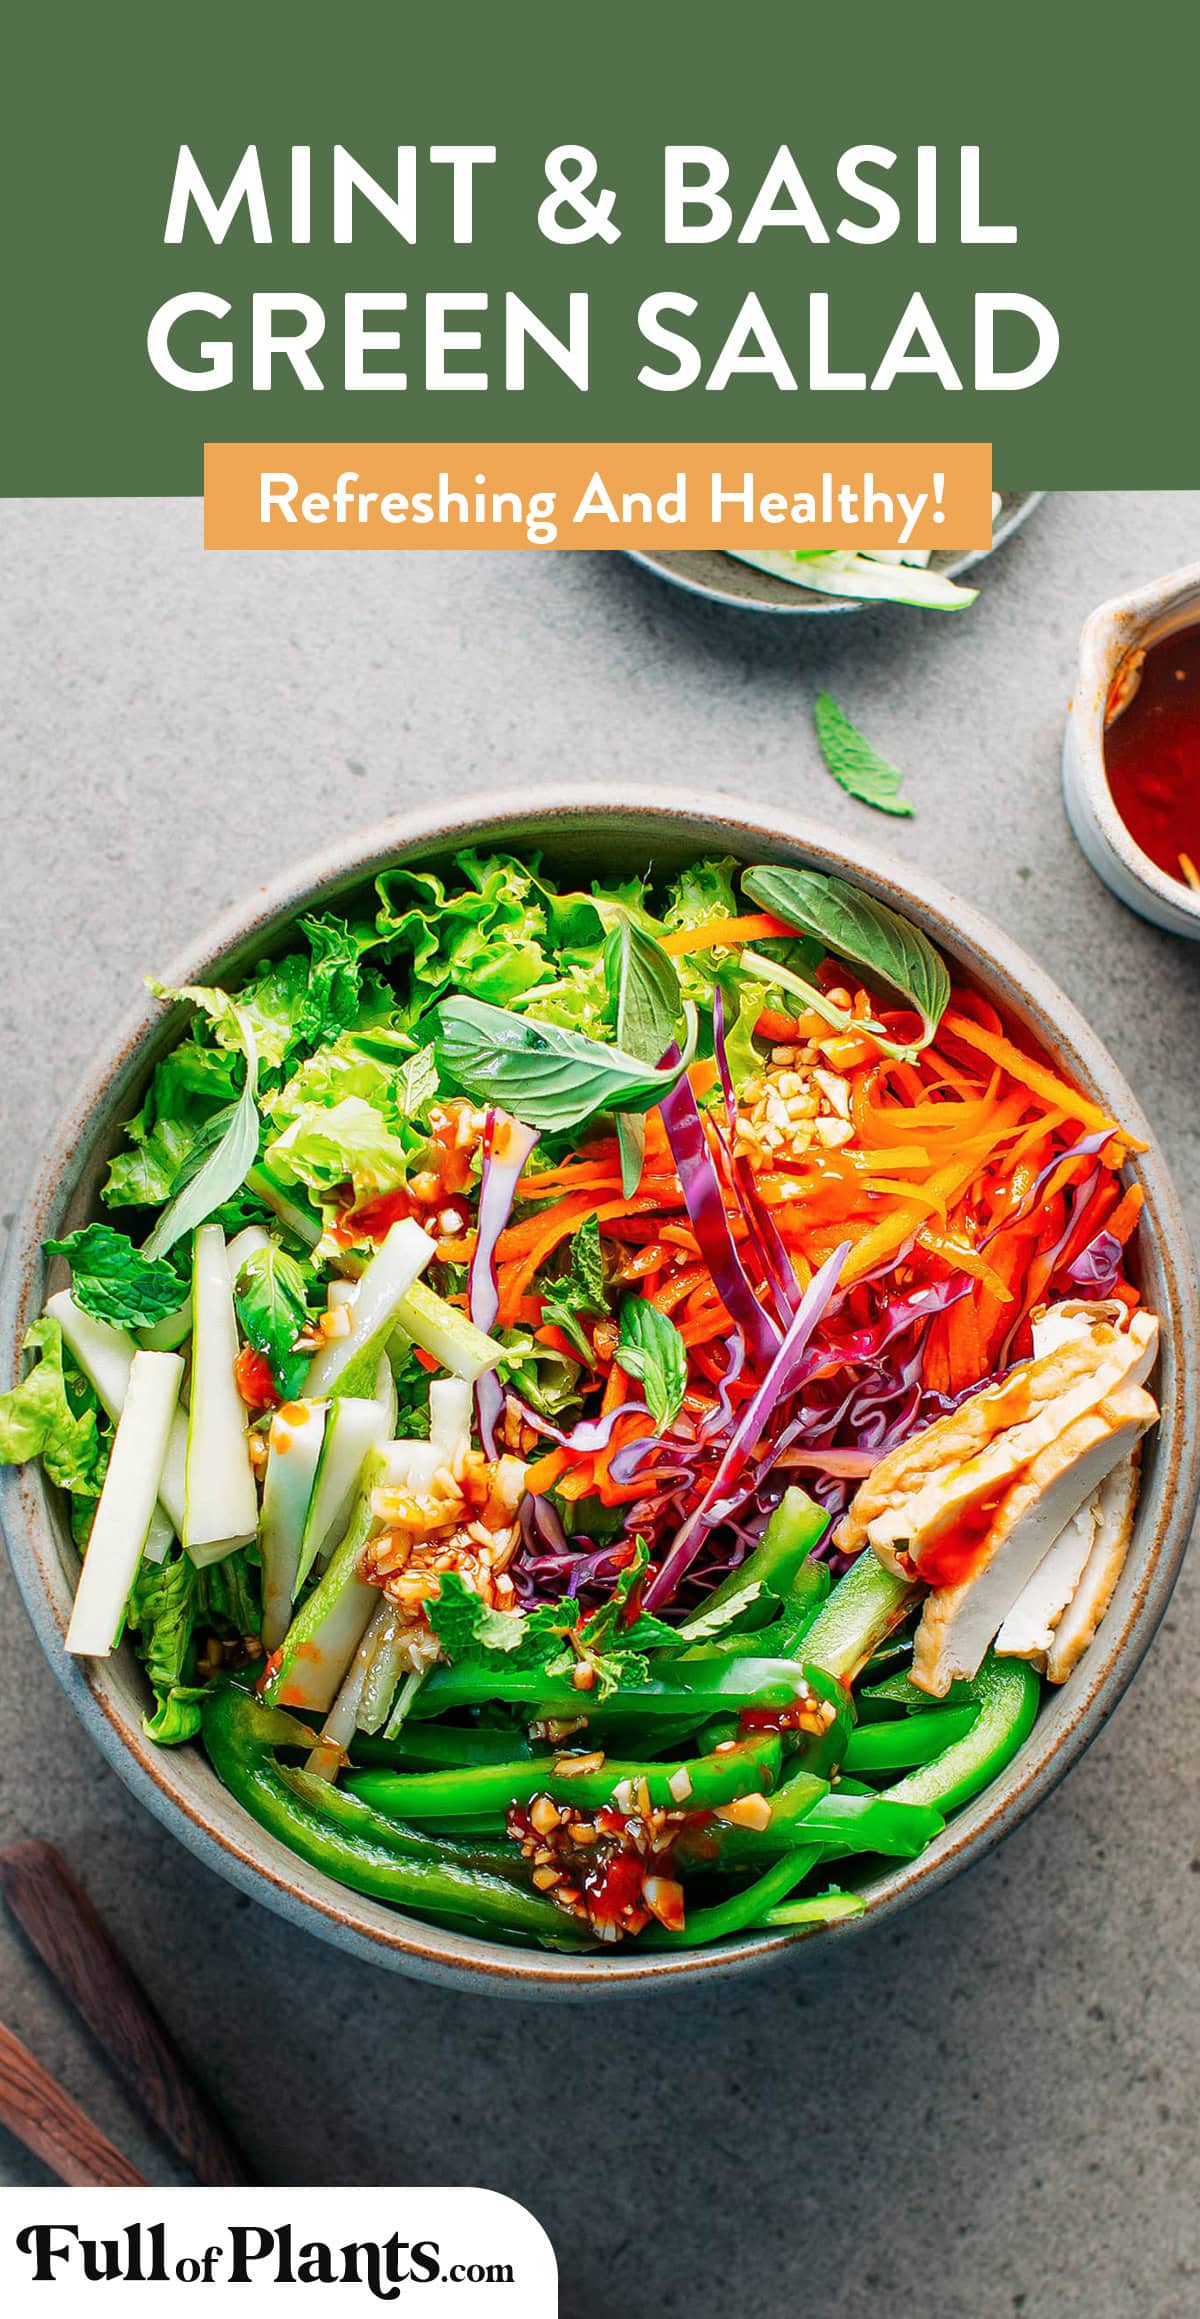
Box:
4;0;1197;493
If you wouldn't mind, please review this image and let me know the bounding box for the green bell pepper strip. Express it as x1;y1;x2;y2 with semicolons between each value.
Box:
351;1724;534;1771
279;1769;520;1877
883;1654;1041;1815
686;1774;943;1867
802;1549;919;1683
639;1847;824;1949
346;1731;782;1822
676;1487;830;1641
762;1891;866;1929
842;1704;978;1776
413;1654;821;1723
202;1689;571;1941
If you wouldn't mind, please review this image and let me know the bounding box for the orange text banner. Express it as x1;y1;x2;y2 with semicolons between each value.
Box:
204;442;992;553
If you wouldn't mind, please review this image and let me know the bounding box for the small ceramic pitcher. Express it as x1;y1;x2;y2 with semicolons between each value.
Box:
1063;560;1200;938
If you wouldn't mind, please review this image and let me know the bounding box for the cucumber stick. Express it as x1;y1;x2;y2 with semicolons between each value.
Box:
47;1290;184;1556
66;1351;185;1656
184;1224;259;1565
295;1395;389;1592
393;1277;503;1384
265;1487;380;1714
260;1399;327;1651
804;1550;918;1683
304;1220;436;1399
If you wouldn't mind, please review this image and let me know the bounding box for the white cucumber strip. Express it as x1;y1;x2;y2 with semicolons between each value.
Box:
429;1376;472;1462
137;1296;193;1353
728;548;977;609
244;1165;321;1248
304;1219;436;1399
265;1489;380;1714
394;1277;503;1384
376;1437;444;1493
306;1598;399;1776
226;1224;273;1283
260;1399;328;1651
327;1280;358;1310
66;1351;185;1657
48;1290;188;1535
357;1619;413;1734
374;1349;398;1436
296;1395;389;1591
183;1224;259;1565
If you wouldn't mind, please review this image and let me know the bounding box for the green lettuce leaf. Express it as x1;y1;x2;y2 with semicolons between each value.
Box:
264;1094;411;1200
0;1317;106;1494
126;1550;206;1744
376;847;552;1011
44;1224;187;1331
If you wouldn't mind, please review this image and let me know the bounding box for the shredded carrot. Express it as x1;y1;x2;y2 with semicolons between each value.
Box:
659;911;791;958
1104;1183;1144;1247
524;1447;568;1495
940;1010;1118;1135
650;1263;710;1314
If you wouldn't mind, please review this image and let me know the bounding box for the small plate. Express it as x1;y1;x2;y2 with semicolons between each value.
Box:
628;489;1044;616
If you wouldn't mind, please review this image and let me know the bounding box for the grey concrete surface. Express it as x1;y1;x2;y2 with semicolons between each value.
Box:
1;496;1198;2317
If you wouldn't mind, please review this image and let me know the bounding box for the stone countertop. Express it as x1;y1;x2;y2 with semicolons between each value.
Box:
1;495;1197;2317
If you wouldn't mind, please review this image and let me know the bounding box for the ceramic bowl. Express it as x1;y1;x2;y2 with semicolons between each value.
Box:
628;491;1043;616
1063;561;1200;938
1;787;1196;1997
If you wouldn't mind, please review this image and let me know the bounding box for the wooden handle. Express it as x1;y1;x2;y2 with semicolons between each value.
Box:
0;2020;145;2187
0;1841;247;2188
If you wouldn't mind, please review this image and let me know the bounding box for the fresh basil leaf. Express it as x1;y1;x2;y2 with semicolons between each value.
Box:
398;1044;440;1119
436;995;696;1134
45;1223;187;1331
538;1215;610;1362
617;1297;687;1435
232;1241;311;1396
743;864;950;1046
813;693;915;819
141;990;261;1259
605;923;682;1196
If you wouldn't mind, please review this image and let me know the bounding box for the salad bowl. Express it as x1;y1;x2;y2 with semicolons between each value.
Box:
1;786;1196;1996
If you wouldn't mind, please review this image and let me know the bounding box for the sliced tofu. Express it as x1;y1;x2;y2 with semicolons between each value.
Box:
1044;1454;1141;1685
866;1309;1157;1574
994;1496;1099;1664
910;1385;1156;1697
834;1304;1150;1562
1031;1298;1128;1361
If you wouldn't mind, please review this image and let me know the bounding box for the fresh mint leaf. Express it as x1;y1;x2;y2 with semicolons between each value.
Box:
427;1571;529;1661
538;1215;610;1363
677;1580;765;1644
232;1241;312;1397
617;1297;687;1435
813;692;915;819
45;1224;187;1331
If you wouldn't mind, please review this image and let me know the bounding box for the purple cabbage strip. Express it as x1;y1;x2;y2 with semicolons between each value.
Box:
1067;1229;1124;1295
658;1063;782;1369
468;1111;539;1457
645;1240;850;1610
506;1392;647;1453
711;986;802;1325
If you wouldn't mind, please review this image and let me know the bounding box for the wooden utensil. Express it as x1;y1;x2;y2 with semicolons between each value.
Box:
0;1841;246;2187
0;2020;146;2187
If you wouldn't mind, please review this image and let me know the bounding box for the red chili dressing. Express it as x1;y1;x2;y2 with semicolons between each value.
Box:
1104;623;1200;888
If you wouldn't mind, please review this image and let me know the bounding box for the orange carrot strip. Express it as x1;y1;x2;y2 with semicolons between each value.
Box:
650;1262;710;1314
1104;1183;1144;1247
524;1448;569;1495
659;911;791;958
940;1011;1117;1134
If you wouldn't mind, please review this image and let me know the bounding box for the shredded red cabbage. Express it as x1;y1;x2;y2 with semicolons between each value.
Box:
468;1111;539;1457
1067;1228;1124;1295
658;1064;782;1369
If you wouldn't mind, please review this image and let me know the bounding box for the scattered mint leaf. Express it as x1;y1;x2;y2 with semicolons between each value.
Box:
232;1241;312;1397
538;1215;610;1362
813;692;914;819
45;1224;187;1332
